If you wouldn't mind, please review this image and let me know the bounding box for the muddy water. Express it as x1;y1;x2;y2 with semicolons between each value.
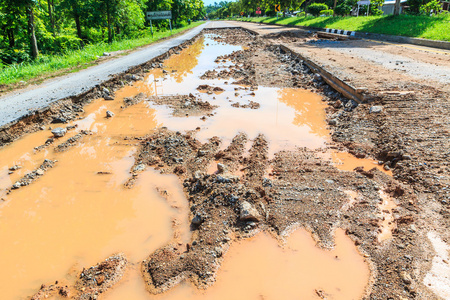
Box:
105;229;369;300
0;94;182;299
330;151;393;176
0;33;373;299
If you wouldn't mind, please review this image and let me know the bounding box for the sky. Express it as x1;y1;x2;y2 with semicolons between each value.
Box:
203;0;229;7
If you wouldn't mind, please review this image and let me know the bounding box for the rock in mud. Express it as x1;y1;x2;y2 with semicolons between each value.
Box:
239;201;261;222
191;214;204;226
51;127;66;138
51;117;67;124
133;163;145;172
106;110;115;118
328;119;338;125
217;163;226;173
369;106;383;113
9;165;21;171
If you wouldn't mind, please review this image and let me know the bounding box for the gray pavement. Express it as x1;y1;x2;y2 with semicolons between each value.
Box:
204;21;239;29
0;23;212;127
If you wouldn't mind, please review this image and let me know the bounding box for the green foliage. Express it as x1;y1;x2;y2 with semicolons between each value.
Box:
0;0;204;65
0;22;204;85
308;3;329;16
320;9;334;16
0;48;31;65
406;0;429;14
242;14;450;41
419;0;441;14
356;0;384;16
335;2;352;16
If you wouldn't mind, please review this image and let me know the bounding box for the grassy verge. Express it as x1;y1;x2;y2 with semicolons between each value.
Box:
238;15;450;41
0;22;204;88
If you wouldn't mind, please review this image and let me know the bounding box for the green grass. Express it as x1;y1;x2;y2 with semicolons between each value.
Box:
0;22;204;87
239;14;450;41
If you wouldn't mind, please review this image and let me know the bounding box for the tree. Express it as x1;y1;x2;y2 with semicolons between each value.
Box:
394;0;401;14
15;0;39;58
307;2;329;15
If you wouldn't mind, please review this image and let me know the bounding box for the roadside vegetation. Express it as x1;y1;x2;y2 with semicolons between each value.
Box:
206;0;450;41
240;14;450;41
0;22;203;87
0;0;205;88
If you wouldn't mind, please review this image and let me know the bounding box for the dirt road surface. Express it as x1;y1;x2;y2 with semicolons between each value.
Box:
0;21;449;300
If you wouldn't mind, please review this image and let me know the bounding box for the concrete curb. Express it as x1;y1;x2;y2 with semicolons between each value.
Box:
239;20;450;51
279;45;367;103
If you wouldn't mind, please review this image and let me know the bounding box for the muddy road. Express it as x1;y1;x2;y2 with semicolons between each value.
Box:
0;24;449;300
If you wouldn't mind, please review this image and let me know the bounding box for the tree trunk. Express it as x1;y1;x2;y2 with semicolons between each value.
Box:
304;0;313;15
71;2;83;39
393;0;401;15
333;0;337;16
7;28;15;47
27;5;39;59
48;0;55;37
74;12;82;39
107;2;112;43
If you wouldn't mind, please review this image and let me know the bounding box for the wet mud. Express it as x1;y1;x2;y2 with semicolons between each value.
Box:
0;27;446;300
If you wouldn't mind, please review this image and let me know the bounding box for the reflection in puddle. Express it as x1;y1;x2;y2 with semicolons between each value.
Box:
105;229;369;300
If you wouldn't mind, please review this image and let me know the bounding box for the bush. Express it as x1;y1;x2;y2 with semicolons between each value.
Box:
419;0;441;14
0;49;31;65
320;9;334;16
54;35;82;52
358;2;384;15
296;11;306;17
335;2;352;15
37;29;82;54
307;3;329;16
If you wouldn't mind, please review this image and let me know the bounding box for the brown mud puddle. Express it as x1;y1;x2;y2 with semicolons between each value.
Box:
104;229;369;300
0;31;385;299
328;150;393;176
0;88;183;299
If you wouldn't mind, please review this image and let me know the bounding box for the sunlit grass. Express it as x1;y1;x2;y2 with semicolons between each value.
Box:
0;22;204;86
240;15;450;41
